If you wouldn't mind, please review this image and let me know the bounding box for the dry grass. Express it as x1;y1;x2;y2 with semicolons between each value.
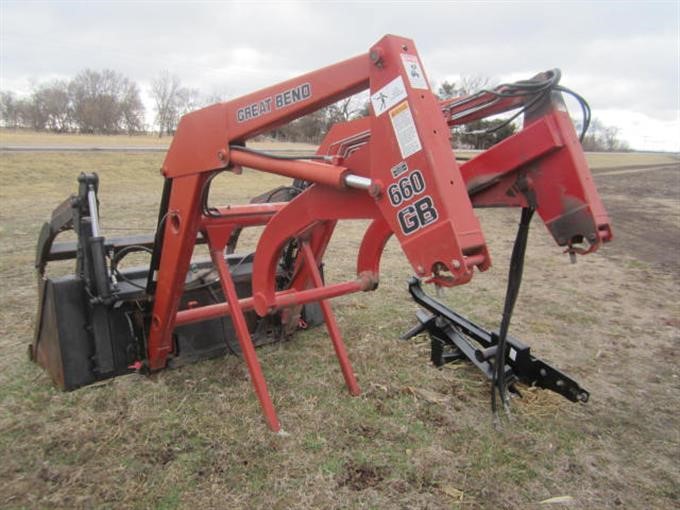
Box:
0;129;171;147
0;135;679;509
0;128;319;151
585;151;678;169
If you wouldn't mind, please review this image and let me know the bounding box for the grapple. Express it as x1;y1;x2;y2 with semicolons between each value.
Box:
32;174;323;390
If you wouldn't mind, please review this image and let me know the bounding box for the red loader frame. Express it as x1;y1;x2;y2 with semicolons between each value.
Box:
146;35;611;432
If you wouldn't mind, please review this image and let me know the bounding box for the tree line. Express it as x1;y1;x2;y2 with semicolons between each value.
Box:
580;119;630;152
0;69;201;136
266;96;369;144
0;69;365;140
1;70;145;134
0;69;628;151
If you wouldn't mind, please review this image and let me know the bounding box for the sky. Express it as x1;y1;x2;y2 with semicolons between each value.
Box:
1;0;678;152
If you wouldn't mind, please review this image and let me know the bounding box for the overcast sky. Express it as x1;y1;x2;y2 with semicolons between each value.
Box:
1;1;678;151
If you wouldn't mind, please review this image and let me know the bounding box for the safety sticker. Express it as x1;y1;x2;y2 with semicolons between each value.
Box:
371;75;407;116
390;161;408;179
388;101;422;159
401;54;428;90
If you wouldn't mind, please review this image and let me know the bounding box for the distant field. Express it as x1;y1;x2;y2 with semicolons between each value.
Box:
2;128;677;168
0;133;678;509
586;151;678;168
0;129;171;147
0;129;319;151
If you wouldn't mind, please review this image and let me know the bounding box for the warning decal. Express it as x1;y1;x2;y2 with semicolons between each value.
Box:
390;160;408;179
371;76;408;116
388;101;422;159
401;54;428;90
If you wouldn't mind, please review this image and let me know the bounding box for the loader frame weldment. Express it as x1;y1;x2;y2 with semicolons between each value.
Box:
32;34;612;432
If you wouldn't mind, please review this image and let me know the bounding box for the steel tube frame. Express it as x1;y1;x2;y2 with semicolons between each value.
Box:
143;34;612;431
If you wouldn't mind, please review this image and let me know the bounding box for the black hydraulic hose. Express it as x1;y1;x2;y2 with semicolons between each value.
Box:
492;207;535;419
146;177;172;294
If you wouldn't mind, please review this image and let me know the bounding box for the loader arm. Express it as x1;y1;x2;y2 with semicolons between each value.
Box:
318;73;613;258
147;34;490;377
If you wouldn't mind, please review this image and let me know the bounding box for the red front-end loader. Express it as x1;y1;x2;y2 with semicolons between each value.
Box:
32;35;612;431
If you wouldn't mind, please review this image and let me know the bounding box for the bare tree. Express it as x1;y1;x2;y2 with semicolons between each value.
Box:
120;81;145;134
151;72;197;137
457;75;493;96
33;81;71;132
0;91;21;128
267;92;369;143
437;75;513;149
581;118;630;152
438;75;493;99
325;94;367;124
14;97;35;129
297;109;328;142
151;72;180;137
69;69;144;134
22;93;48;131
603;125;623;151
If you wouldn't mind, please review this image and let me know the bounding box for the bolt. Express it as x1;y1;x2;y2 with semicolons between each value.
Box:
416;265;425;275
368;182;382;198
369;47;384;67
217;149;227;161
451;259;461;270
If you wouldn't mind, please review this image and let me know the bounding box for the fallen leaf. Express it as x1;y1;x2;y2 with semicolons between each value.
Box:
441;485;464;500
402;386;449;404
540;495;574;504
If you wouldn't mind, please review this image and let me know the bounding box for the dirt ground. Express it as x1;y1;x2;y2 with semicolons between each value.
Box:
591;162;680;277
0;133;678;509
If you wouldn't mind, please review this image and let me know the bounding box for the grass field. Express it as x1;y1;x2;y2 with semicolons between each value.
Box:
0;129;319;152
0;129;172;147
0;132;678;509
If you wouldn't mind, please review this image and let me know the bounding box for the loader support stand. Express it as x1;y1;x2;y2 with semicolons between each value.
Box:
208;229;281;432
301;241;360;396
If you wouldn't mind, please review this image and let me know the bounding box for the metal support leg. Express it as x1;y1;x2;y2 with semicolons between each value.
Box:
210;248;281;432
301;241;360;396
